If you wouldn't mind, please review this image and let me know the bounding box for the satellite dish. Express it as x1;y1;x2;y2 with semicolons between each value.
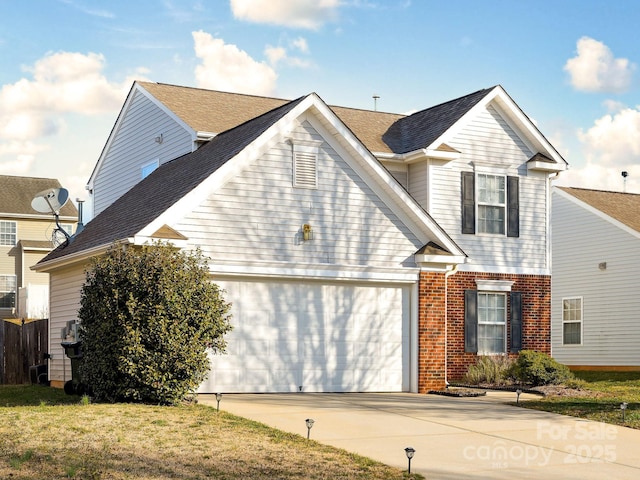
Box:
31;187;69;214
31;187;72;247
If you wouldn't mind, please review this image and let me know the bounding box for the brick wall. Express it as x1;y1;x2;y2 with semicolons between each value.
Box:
417;271;551;392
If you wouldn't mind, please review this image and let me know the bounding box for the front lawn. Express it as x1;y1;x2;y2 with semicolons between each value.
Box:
519;371;640;429
0;385;422;479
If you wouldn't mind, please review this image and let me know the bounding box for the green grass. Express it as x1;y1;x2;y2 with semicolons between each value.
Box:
520;371;640;429
0;385;423;479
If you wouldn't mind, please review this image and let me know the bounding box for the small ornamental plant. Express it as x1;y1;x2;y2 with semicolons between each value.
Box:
78;243;232;404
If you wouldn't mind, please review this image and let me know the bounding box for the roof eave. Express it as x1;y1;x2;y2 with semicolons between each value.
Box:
375;148;461;164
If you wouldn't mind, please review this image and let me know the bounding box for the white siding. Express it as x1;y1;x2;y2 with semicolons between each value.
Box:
408;161;429;210
92;91;194;217
48;265;85;384
177;121;422;268
427;105;548;272
551;192;640;366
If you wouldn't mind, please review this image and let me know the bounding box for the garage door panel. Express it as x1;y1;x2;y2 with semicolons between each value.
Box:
201;279;409;393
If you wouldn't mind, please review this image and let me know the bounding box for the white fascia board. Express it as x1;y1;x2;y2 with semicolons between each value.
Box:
132;235;189;248
374;148;460;164
303;99;465;258
553;187;640;240
415;254;466;265
30;240;130;273
429;86;567;169
528;160;567;172
210;261;420;283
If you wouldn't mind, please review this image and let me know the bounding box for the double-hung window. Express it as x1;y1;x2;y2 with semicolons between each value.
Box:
461;172;519;237
0;221;17;246
464;281;522;354
477;292;507;354
562;297;582;345
477;174;506;234
0;275;16;308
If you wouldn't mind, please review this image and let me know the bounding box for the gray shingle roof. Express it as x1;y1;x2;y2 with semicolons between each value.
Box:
558;187;640;233
42;95;307;263
0;175;78;218
382;88;494;154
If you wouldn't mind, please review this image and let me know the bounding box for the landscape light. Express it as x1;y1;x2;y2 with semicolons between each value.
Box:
621;402;628;423
516;389;522;405
305;418;315;439
404;447;415;474
216;392;222;412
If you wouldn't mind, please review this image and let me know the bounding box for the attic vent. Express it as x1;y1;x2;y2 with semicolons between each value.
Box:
291;140;322;189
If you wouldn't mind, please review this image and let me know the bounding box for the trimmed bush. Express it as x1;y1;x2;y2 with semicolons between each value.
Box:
508;350;574;386
78;243;232;405
464;356;514;385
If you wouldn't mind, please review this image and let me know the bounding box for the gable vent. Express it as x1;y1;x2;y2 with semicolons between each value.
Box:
291;139;322;189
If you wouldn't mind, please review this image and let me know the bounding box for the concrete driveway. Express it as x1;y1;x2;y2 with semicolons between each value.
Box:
199;391;640;479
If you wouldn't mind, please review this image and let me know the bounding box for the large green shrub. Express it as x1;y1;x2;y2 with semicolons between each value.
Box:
78;243;232;404
508;350;574;386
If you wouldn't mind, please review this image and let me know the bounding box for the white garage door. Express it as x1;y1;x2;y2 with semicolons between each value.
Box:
199;278;410;393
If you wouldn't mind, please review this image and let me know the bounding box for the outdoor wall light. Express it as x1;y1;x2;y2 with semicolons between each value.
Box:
621;402;628;422
305;418;315;439
302;223;313;241
404;447;415;474
216;392;222;412
516;389;522;405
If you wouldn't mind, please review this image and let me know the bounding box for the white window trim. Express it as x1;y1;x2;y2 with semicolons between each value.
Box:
475;279;514;292
477;291;507;355
562;296;583;346
476;173;506;236
0;220;17;247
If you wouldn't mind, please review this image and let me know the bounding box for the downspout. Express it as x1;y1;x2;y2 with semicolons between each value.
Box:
444;264;459;386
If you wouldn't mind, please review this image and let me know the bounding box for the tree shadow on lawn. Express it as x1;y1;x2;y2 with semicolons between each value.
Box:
0;385;80;407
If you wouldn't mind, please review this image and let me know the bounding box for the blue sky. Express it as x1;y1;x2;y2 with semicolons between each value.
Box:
1;0;640;204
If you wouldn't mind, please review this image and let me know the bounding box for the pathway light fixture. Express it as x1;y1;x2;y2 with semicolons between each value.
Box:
305;418;315;439
404;447;415;474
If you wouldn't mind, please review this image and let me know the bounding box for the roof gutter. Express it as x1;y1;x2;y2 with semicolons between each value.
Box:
31;238;133;273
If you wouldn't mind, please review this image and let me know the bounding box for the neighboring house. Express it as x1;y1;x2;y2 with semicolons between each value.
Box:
0;175;77;320
551;187;640;370
35;82;566;393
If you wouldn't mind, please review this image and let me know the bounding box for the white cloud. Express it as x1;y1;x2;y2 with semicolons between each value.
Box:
265;46;287;67
556;106;640;193
0;50;139;197
564;37;635;93
230;0;339;29
192;31;277;95
578;107;640;166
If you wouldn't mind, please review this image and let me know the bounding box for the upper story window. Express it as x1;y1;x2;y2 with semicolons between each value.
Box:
461;171;519;237
562;297;582;345
60;224;74;236
0;221;17;246
0;275;16;308
477;174;505;234
141;159;159;179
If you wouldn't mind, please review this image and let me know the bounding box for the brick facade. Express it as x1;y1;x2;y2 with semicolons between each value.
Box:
418;271;551;392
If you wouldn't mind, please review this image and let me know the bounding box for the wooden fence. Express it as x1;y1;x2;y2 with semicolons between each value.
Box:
0;319;48;384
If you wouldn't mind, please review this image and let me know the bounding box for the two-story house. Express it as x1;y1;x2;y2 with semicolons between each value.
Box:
35;82;566;393
0;175;77;320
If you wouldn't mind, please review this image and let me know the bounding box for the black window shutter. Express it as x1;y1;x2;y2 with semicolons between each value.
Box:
464;289;478;353
507;176;519;238
461;172;475;234
510;292;523;353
